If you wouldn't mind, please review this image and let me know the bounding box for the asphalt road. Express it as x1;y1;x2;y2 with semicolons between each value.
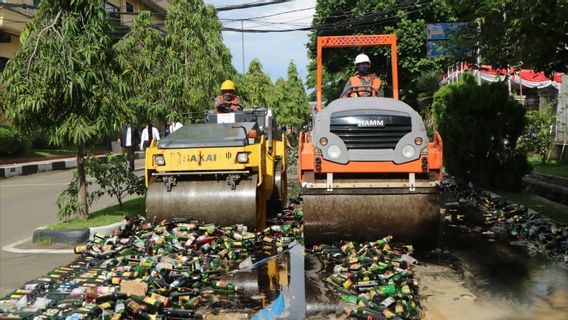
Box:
0;160;145;296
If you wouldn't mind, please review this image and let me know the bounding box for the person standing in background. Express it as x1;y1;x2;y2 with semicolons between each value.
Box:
140;125;160;150
165;119;183;137
119;123;140;171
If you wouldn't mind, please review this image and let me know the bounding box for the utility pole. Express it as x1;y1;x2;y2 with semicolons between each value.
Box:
241;19;245;73
240;8;245;74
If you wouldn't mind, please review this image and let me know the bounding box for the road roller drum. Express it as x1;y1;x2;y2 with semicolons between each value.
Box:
146;175;259;227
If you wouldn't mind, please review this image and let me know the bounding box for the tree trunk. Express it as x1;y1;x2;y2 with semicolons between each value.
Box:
77;147;89;221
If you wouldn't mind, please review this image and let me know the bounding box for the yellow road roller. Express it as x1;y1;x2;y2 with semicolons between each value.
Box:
145;108;287;229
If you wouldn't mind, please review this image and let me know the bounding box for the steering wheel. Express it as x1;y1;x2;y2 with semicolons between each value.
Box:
341;85;381;98
217;102;242;113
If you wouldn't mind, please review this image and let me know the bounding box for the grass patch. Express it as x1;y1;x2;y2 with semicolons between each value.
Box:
47;197;145;230
36;236;54;246
528;154;568;178
0;146;109;161
495;190;568;224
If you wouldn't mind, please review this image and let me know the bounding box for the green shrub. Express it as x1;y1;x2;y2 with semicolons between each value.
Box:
519;106;557;164
0;126;27;156
31;136;53;149
56;154;145;221
88;154;145;209
432;73;530;190
57;169;103;221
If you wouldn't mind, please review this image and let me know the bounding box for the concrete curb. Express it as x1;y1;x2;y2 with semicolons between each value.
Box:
88;222;124;240
2;236;74;254
522;173;568;206
3;221;127;254
0;152;145;179
32;228;90;244
27;221;125;246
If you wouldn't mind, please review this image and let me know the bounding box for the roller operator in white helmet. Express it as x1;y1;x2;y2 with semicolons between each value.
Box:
341;53;384;98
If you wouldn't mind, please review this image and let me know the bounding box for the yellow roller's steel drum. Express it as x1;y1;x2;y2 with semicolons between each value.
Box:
146;175;259;228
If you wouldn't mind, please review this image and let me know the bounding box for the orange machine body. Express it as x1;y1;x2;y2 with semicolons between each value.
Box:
299;132;443;180
300;34;443;181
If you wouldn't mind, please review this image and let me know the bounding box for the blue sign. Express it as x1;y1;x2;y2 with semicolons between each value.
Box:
427;22;468;40
426;22;469;57
426;40;446;58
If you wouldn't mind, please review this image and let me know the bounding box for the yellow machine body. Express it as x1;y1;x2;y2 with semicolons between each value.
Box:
145;109;287;230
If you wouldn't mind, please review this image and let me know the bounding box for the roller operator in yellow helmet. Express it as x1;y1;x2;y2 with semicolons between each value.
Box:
215;80;242;113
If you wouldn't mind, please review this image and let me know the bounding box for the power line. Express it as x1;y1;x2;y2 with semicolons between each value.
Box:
3;0;435;35
220;6;315;21
221;14;313;30
222;26;310;33
221;1;434;33
0;0;295;14
216;0;292;12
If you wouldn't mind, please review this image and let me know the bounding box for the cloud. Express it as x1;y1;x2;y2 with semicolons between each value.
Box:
205;0;316;82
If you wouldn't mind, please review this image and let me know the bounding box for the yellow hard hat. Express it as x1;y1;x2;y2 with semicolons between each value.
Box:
220;80;236;92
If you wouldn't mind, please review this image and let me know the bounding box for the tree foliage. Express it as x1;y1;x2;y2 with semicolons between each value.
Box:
0;126;27;156
1;0;126;219
114;11;169;124
114;0;235;120
269;62;310;128
432;73;529;189
519;106;558;164
445;0;568;75
237;59;274;108
307;0;454;103
236;60;309;128
165;0;235;114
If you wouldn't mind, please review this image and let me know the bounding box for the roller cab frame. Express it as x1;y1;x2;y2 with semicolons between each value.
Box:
145;108;287;230
299;35;443;245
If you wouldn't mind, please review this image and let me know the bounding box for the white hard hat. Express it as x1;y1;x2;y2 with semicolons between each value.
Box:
354;54;371;65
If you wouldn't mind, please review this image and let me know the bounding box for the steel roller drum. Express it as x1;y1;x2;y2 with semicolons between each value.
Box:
146;175;259;227
303;189;440;246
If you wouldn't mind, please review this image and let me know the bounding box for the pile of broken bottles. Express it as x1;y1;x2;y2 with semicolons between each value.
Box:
311;236;422;320
0;200;303;320
441;178;568;263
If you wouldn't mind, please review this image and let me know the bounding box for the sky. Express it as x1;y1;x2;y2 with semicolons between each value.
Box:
204;0;316;83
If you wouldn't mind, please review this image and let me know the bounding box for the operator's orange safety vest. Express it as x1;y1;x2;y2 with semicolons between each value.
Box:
349;75;382;97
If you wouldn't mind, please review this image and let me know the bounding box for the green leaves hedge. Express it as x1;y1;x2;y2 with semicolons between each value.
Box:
432;73;530;189
0;126;26;156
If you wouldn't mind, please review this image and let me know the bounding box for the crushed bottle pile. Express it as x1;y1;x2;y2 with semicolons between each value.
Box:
441;178;568;263
0;200;304;320
0;195;428;320
311;237;422;320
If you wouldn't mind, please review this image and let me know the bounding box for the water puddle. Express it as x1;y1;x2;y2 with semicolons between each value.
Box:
417;197;568;320
249;199;568;320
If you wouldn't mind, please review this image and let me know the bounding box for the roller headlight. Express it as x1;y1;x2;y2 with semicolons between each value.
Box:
154;155;166;166
327;145;341;159
237;152;249;163
401;145;415;159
